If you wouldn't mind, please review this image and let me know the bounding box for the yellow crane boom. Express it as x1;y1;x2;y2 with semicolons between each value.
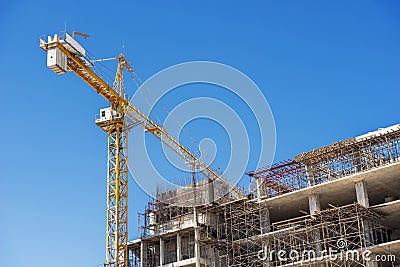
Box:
40;32;243;267
40;34;242;196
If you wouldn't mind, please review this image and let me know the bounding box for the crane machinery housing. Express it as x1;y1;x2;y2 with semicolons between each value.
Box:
39;31;243;267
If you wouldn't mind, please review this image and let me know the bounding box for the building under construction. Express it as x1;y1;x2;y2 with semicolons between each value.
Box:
38;31;400;267
128;124;400;267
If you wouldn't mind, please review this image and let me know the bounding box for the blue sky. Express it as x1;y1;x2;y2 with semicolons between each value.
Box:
1;1;400;267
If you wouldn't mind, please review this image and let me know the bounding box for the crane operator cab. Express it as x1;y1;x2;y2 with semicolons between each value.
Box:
95;107;123;131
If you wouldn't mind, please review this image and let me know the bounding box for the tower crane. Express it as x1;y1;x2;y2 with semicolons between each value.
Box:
39;32;244;267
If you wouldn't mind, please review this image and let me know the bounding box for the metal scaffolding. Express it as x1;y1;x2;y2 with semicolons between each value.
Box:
211;202;393;267
249;126;400;197
129;125;400;267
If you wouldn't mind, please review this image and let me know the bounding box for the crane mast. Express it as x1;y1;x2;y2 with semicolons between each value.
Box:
40;32;244;267
102;57;129;266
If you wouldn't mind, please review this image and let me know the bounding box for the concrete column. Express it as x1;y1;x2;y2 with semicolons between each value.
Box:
140;241;144;267
208;178;215;203
256;178;267;198
309;193;323;266
353;151;362;172
308;194;321;215
160;238;164;266
260;207;270;234
356;181;373;246
355;180;369;208
305;164;316;186
177;233;182;261
194;228;201;267
193;208;201;267
258;202;271;267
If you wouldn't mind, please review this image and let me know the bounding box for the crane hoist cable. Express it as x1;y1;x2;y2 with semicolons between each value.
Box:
39;33;244;197
125;62;224;173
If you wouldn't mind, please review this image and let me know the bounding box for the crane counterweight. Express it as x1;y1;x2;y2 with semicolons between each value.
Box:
46;47;67;74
